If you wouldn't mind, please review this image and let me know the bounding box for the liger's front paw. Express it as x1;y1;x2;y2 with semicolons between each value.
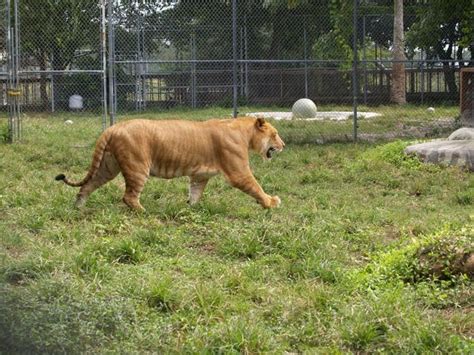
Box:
260;195;281;208
270;195;281;208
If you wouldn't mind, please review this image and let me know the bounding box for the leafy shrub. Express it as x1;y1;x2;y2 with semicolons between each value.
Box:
353;226;473;292
361;140;422;170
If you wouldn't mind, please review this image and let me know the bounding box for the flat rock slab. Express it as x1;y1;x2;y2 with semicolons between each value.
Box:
246;111;381;121
405;140;474;171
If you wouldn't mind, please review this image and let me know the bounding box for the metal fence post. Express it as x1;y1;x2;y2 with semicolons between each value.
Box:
190;30;196;109
362;14;367;105
352;0;359;142
14;0;20;139
100;0;108;131
108;0;115;125
420;55;425;105
303;17;308;98
136;16;143;111
6;0;21;143
243;15;249;101
232;0;238;118
51;72;55;112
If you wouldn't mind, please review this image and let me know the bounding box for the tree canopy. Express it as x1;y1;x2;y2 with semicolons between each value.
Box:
19;0;101;70
10;0;473;102
14;0;474;69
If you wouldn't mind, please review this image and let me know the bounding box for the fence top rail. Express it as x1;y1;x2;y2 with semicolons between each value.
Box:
19;70;104;75
362;59;472;64
115;59;351;64
114;59;469;65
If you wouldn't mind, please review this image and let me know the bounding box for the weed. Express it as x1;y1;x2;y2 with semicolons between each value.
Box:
74;248;109;278
455;189;473;205
0;124;8;143
145;277;181;312
106;239;144;264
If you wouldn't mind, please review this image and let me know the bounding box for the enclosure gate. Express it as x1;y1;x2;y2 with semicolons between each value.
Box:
5;0;20;142
3;0;110;143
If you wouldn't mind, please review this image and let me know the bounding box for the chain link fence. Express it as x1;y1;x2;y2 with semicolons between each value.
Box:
1;0;472;144
1;0;108;143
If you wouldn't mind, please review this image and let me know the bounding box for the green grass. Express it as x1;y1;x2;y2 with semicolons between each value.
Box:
0;107;473;353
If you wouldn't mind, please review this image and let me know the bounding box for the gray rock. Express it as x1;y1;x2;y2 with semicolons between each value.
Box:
404;140;474;171
448;127;474;140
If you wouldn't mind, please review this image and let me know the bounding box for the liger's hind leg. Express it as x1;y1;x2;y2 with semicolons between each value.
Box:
121;171;148;211
188;177;209;205
75;152;120;208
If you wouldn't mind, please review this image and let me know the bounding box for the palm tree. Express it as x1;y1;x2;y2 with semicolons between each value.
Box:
391;0;406;104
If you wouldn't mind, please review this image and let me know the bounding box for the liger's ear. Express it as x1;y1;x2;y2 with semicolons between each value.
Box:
256;117;266;130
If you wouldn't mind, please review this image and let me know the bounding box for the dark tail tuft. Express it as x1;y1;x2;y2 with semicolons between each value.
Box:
55;174;66;181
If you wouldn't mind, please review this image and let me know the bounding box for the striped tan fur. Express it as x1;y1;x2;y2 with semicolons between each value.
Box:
56;117;285;210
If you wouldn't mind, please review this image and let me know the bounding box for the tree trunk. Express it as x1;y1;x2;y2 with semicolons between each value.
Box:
457;45;464;67
470;45;474;66
51;49;67;109
439;42;458;95
390;0;406;104
443;62;457;95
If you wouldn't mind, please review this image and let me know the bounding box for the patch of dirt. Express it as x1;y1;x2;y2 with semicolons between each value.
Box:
383;225;402;242
3;246;24;258
187;240;216;254
438;305;474;338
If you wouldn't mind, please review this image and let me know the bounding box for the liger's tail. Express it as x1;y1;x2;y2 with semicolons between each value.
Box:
55;131;111;187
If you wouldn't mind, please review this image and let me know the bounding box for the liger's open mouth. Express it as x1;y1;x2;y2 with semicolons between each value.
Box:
266;147;277;159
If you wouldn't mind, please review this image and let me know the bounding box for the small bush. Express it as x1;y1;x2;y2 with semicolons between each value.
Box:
353;226;473;298
361;140;422;170
363;228;474;284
